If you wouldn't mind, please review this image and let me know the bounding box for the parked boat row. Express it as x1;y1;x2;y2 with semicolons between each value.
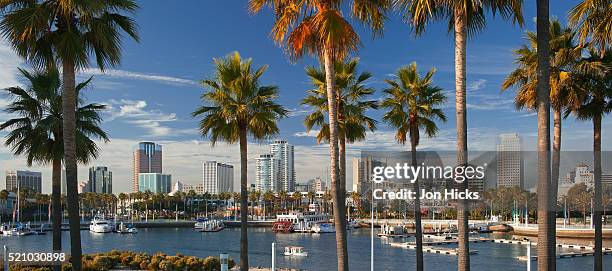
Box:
89;216;138;234
194;218;224;232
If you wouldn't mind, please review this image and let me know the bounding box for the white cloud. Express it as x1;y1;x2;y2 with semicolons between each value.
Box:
82;68;198;86
468;79;487;91
294;130;319;137
0;40;22;123
103;99;195;137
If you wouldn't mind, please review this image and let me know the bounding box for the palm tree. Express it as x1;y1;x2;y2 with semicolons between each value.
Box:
302;58;378;196
502;19;581;242
0;2;139;267
569;0;612;57
396;1;523;269
291;191;302;210
192;52;287;271
0;68;107;268
567;49;611;271
381;62;447;271
249;2;388;269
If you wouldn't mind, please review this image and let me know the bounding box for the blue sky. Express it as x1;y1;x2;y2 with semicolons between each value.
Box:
1;0;609;193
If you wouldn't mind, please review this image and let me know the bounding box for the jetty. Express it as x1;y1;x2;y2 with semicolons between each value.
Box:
517;250;612;261
389;243;478;255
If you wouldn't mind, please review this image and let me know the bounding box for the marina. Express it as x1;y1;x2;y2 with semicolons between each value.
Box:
2;227;611;270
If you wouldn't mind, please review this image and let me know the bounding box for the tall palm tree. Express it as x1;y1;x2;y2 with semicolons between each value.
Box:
396;1;523;269
381;62;447;271
0;68;107;269
302;58;378;198
249;2;389;269
502;19;581;240
0;2;139;268
192;52;287;271
568;49;611;271
569;0;612;57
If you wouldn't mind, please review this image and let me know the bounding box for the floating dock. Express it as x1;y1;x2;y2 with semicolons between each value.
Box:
517;250;612;261
389;243;478;255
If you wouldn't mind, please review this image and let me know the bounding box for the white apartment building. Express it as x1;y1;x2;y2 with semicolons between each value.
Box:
203;161;234;194
270;140;295;192
256;154;280;192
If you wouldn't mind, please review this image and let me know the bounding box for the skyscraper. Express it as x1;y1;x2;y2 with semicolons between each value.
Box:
88;166;112;194
269;140;295;192
496;133;523;188
133;142;162;192
202;161;234;194
5;170;42;193
256;154;279;192
138;173;172;193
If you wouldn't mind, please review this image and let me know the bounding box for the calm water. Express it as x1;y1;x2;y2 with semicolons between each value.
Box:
1;228;609;270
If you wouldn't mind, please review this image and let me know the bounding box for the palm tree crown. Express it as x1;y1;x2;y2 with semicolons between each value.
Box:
302;58;378;143
193;52;288;143
0;68;108;165
381;62;447;145
569;0;612;57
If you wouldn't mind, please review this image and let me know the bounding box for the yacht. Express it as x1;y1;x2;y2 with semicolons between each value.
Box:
284;246;308;257
312;222;335;233
274;211;329;233
89;217;113;233
199;220;224;232
347;219;360;229
424;232;456;242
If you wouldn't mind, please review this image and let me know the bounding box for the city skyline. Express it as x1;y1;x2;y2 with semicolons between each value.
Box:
0;1;610;194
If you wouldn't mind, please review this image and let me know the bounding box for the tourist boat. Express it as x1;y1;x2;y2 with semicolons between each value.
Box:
312;222;335;233
199;220;224;232
194;217;208;230
284;246;308;257
89;217;113;233
377;224;407;238
117;222;138;234
274;211;329;233
1;223;34;236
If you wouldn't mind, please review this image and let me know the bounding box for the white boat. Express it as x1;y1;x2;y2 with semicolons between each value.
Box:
2;223;34;236
194;218;208;230
347;219;360;229
284;246;308;257
312;222;335;233
199;220;224;232
117;222;138;234
424;232;456;242
90;217;113;233
275;211;329;233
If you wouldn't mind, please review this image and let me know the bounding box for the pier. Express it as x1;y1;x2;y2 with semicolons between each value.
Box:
389;243;478;255
517;250;612;261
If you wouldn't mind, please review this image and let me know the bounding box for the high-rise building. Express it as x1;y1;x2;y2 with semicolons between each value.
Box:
138;173;172;193
88;166;112;194
270;140;295;192
496;133;523;188
352;156;377;194
133;142;162;192
202;161;234;194
603;173;612;190
5;170;42;193
256;154;279;192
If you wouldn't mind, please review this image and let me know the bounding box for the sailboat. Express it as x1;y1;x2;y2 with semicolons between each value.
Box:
2;188;34;236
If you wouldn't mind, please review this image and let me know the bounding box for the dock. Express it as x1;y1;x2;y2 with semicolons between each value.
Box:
492;239;612;251
517;250;612;261
389;243;478;255
416;238;494;246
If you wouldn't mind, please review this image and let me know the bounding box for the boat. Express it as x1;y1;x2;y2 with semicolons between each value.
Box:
284;246;308;257
2;223;34;236
194;217;208;230
274;211;330;233
199;220;224;232
312;222;335;233
117;222;138;234
377;224;407;238
424;232;456;242
347;219;360;230
89;217;113;233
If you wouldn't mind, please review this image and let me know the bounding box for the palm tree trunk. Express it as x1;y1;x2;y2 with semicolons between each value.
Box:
61;59;82;271
550;107;562;270
324;46;349;271
239;125;249;271
52;158;62;271
410;123;424;271
454;7;470;271
593;114;602;271
535;1;553;270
